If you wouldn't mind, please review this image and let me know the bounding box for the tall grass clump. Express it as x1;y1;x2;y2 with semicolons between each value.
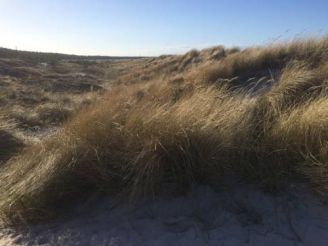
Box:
0;83;252;223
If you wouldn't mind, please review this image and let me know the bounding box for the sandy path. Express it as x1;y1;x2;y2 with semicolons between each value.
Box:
1;181;328;245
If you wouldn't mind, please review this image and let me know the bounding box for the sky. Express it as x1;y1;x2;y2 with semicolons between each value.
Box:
0;0;327;56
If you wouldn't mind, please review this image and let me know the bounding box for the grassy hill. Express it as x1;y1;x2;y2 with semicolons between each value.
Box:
0;37;328;224
0;47;144;63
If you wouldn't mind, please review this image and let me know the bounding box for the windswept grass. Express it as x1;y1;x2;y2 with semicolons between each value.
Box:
197;37;328;87
0;37;328;225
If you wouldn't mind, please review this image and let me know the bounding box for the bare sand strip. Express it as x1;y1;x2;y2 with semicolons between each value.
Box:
1;181;328;246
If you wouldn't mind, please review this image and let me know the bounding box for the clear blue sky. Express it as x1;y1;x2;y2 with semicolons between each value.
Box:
0;0;327;56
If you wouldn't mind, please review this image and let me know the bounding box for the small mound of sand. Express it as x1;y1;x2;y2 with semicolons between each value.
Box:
2;181;328;246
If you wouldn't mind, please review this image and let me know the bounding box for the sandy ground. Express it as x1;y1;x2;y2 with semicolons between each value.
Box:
1;180;328;246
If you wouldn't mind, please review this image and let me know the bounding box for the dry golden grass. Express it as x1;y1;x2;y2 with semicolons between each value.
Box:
0;56;116;140
0;37;328;225
196;37;328;86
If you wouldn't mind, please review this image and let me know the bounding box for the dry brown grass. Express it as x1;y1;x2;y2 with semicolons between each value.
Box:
196;37;328;87
0;37;328;225
0;57;113;139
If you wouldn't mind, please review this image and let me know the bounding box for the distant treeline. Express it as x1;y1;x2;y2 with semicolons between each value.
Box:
0;47;145;63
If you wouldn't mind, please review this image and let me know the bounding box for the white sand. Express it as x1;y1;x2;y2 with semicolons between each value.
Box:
1;180;328;245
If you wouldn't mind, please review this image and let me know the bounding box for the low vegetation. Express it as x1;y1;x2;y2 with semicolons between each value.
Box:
0;37;327;224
